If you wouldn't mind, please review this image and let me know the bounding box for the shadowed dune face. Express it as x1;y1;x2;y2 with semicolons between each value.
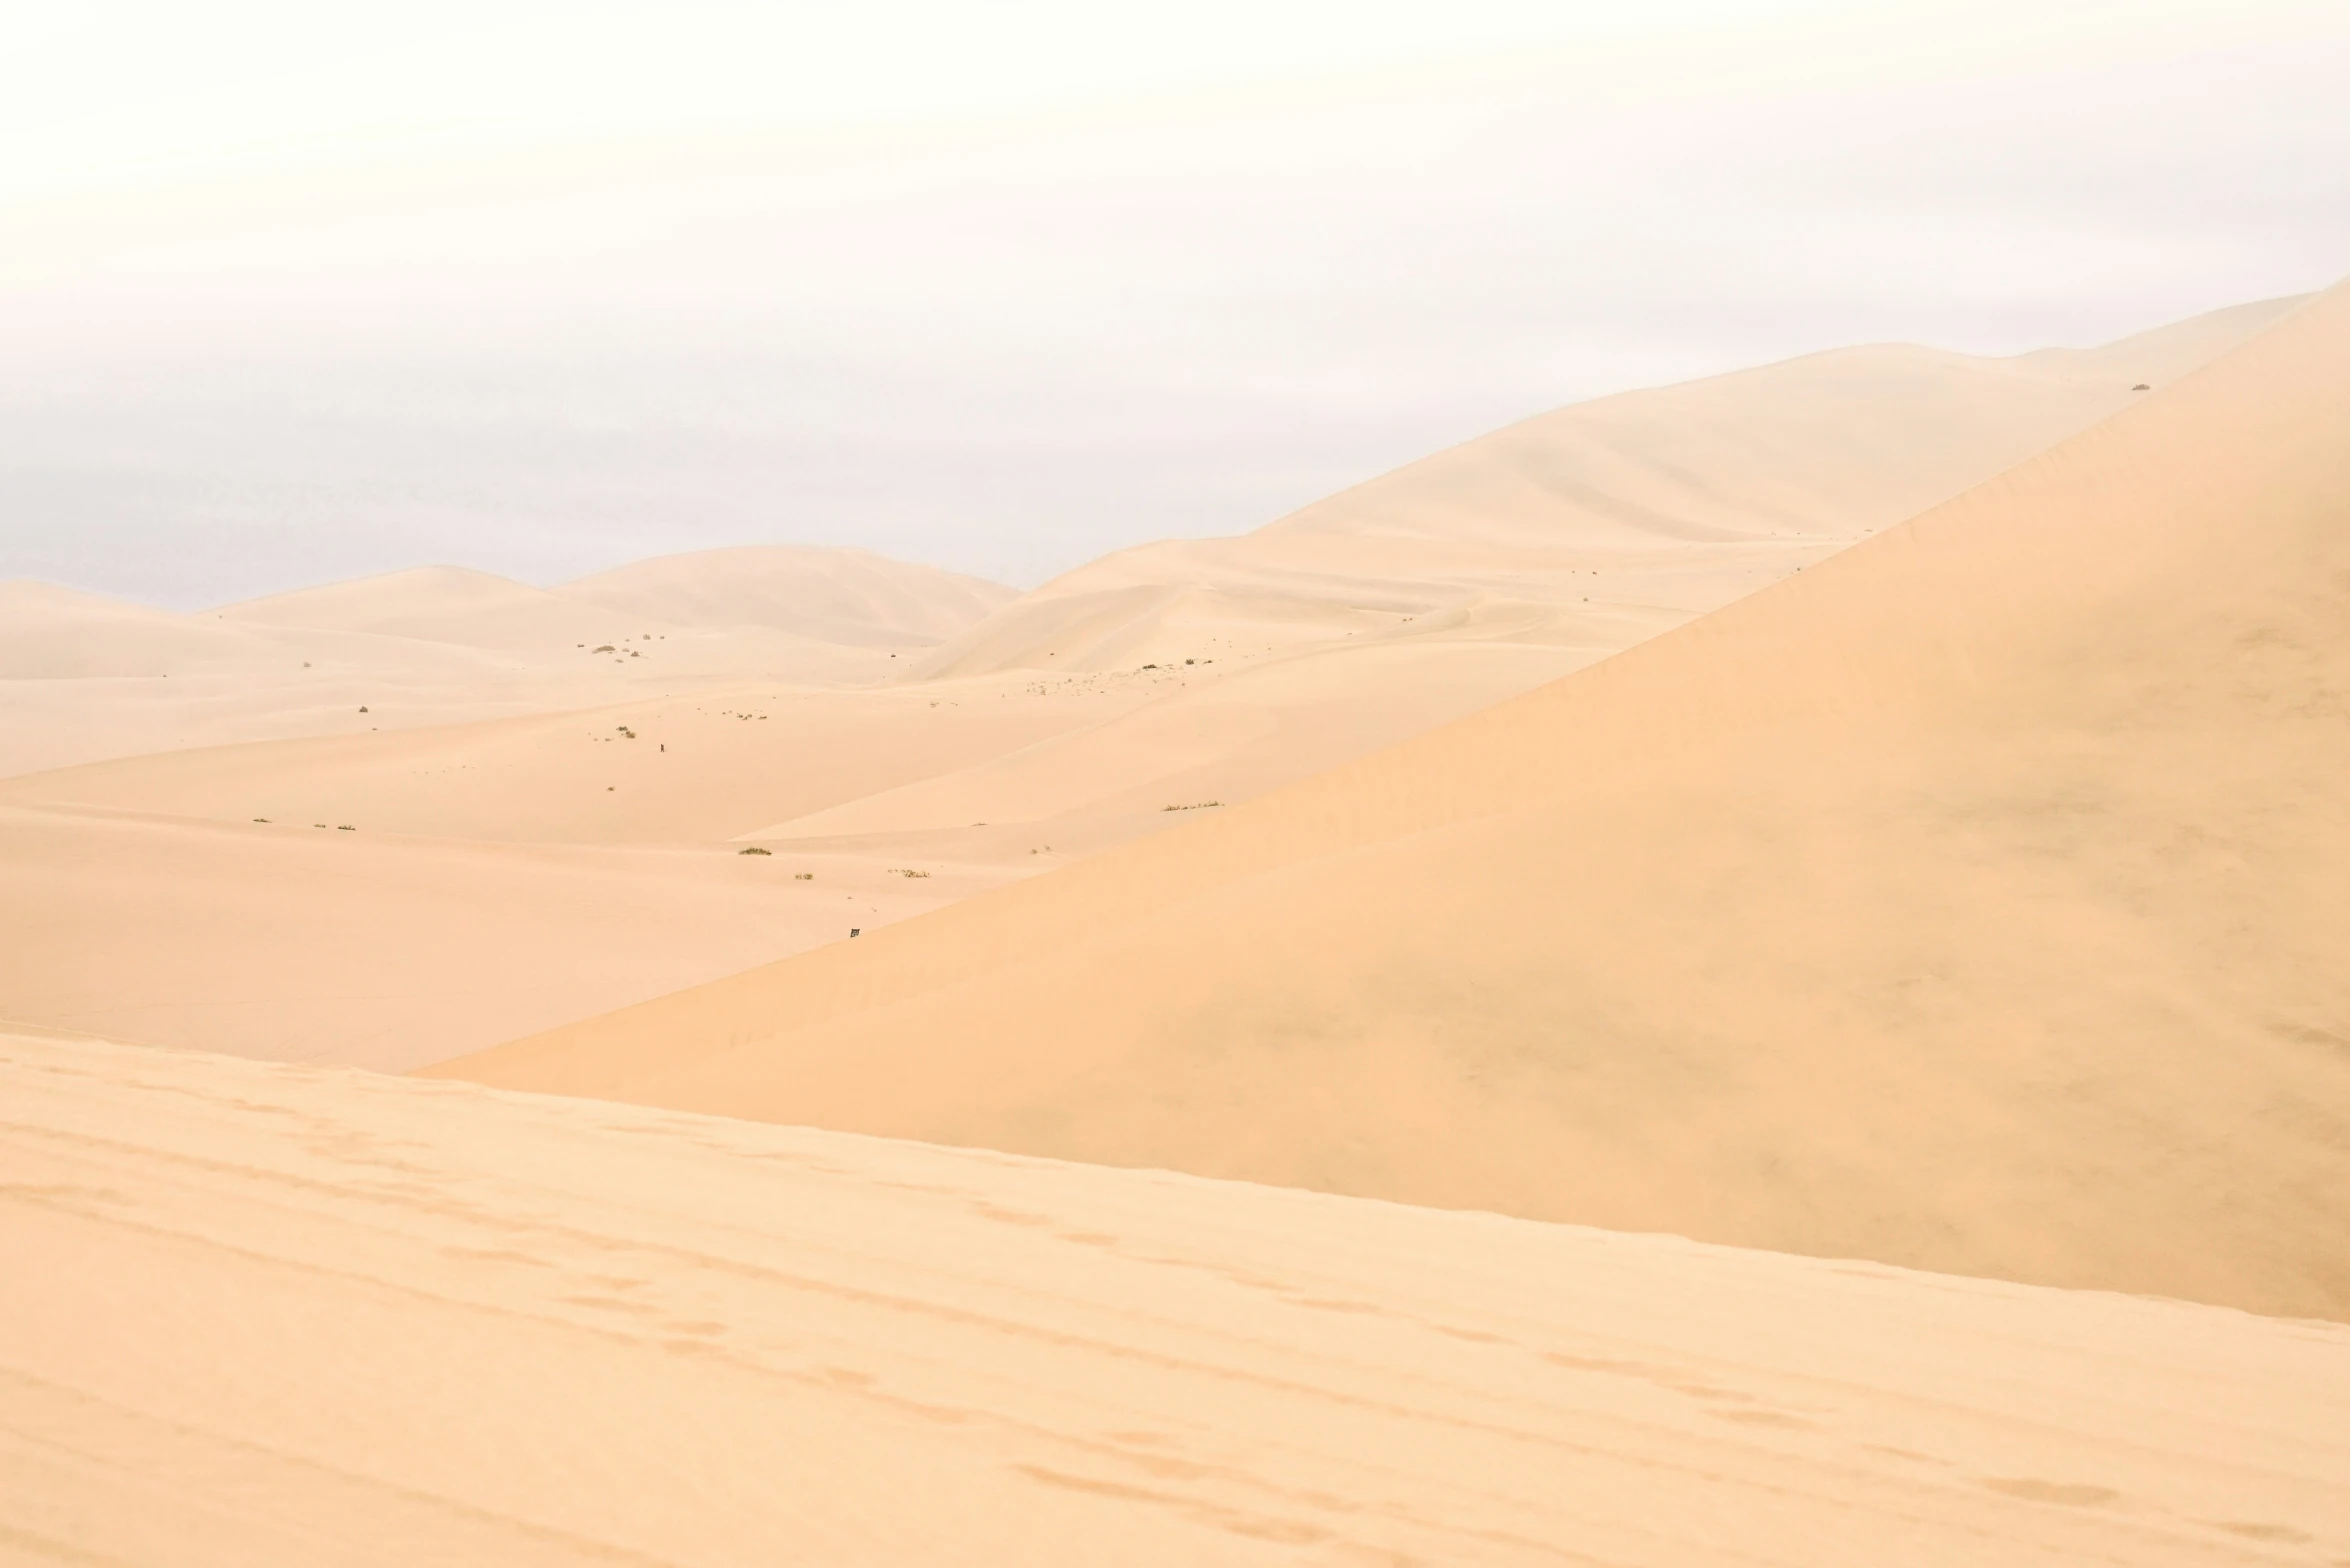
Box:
10;1031;2349;1567
438;283;2350;1320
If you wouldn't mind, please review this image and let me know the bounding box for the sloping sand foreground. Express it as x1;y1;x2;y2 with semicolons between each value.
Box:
5;1028;2347;1566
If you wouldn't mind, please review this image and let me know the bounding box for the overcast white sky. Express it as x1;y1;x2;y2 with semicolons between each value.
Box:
3;0;2345;605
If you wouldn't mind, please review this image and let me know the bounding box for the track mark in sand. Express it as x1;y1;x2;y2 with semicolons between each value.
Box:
0;1364;686;1568
1543;1351;1825;1429
2209;1520;2312;1543
0;1519;140;1568
561;1294;661;1317
1012;1464;1334;1547
438;1245;546;1266
1106;1447;1215;1482
1862;1444;1941;1464
0;1181;131;1207
1104;1428;1181;1447
1432;1325;1506;1344
1979;1477;2120;1507
1706;1408;1815;1429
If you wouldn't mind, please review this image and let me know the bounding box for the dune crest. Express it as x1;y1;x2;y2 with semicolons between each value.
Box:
925;296;2299;678
439;283;2350;1320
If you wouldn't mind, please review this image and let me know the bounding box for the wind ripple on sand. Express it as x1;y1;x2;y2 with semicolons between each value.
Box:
4;1029;2345;1566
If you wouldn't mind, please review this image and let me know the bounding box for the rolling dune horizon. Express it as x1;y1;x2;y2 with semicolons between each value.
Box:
7;253;2347;1560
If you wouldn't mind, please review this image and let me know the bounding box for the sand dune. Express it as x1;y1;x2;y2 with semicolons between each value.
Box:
0;677;1139;846
442;283;2350;1320
10;1029;2346;1566
60;299;2270;848
0;803;1011;1070
0;642;1580;1072
221;550;1010;653
6;296;2312;1097
559;543;1017;646
218;563;664;650
0;670;1160;1066
745;638;1588;844
0;548;1012;777
1;580;300;679
925;296;2299;678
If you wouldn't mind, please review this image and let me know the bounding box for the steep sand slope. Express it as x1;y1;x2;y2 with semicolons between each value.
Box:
558;543;1016;646
12;1030;2347;1567
927;296;2299;677
443;283;2350;1319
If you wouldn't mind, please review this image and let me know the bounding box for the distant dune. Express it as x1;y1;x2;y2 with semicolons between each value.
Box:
558;543;1017;647
13;1029;2346;1566
219;550;1011;650
735;298;2304;846
218;563;647;650
0;547;1016;776
439;283;2350;1320
926;296;2299;677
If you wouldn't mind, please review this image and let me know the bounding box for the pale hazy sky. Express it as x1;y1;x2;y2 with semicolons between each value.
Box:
3;0;2345;605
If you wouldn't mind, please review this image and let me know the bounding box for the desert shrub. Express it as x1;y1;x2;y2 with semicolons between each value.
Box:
739;846;771;856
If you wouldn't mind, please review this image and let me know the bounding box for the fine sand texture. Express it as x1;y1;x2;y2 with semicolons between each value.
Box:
10;1029;2348;1567
442;282;2350;1320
